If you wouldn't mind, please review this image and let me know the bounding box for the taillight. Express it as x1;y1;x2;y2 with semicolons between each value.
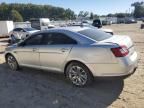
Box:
111;45;129;57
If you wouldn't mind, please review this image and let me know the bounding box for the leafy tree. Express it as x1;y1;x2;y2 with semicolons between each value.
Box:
78;11;89;17
10;9;23;22
78;11;84;17
93;14;99;19
131;1;144;18
116;13;126;18
83;11;89;17
107;14;115;17
0;3;76;21
64;8;76;20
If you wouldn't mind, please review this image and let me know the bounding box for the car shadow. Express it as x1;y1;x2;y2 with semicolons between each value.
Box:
0;62;124;108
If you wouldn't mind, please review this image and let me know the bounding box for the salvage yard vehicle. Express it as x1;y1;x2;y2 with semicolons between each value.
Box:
5;26;138;87
69;23;114;35
125;18;137;24
92;19;102;28
30;18;55;30
9;27;39;43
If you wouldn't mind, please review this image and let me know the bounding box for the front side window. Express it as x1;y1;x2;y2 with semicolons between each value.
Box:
41;33;77;45
24;34;43;46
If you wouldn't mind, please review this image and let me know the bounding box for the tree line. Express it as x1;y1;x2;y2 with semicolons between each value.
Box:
0;1;143;22
106;1;144;18
0;2;76;22
78;1;144;19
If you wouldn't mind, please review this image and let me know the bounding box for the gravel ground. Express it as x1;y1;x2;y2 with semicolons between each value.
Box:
0;23;144;108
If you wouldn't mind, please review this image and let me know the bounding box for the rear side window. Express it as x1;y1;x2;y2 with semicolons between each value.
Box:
41;33;77;45
78;29;112;41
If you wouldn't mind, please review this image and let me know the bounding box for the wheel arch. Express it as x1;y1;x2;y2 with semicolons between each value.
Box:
64;60;94;77
5;53;15;63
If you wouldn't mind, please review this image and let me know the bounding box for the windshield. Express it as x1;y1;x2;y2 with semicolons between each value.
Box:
78;28;113;41
24;28;37;31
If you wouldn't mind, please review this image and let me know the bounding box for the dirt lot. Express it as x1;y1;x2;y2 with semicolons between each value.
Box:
0;23;144;108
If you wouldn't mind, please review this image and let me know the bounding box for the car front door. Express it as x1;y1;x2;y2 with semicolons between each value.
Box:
39;32;77;72
15;34;43;68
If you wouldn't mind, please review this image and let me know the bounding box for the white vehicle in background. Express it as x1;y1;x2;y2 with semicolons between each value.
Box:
82;19;114;35
30;18;55;30
9;27;39;43
69;23;114;35
0;21;14;37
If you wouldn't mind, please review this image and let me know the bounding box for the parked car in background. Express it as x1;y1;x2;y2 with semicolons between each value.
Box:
82;20;92;24
117;18;125;24
68;23;114;35
5;26;138;87
31;18;55;30
9;27;39;43
125;18;137;24
102;20;112;25
92;19;102;28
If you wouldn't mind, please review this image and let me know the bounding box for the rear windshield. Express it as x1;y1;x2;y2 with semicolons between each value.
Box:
78;29;112;41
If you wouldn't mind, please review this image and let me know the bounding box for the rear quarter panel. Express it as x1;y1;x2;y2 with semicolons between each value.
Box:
66;44;118;64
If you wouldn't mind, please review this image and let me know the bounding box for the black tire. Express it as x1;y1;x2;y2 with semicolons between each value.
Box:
65;62;93;87
6;54;19;71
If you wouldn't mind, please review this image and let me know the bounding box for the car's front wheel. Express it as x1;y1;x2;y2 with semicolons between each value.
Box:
6;54;19;71
66;62;93;87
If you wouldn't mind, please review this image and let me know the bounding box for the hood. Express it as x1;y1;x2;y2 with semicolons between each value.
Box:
28;30;40;34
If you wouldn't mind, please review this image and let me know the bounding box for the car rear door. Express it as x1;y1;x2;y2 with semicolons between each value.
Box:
39;32;77;72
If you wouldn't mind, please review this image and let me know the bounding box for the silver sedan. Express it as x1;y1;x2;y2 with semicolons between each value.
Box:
9;27;40;43
5;27;138;87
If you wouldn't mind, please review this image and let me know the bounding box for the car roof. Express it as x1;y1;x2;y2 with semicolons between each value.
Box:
47;26;89;32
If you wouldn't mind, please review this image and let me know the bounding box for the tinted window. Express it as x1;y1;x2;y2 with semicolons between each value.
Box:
41;33;77;45
13;28;25;32
24;34;43;45
24;28;37;31
13;28;22;32
78;29;112;41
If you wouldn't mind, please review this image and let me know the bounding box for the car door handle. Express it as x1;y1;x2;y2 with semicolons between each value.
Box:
61;48;69;52
33;48;38;52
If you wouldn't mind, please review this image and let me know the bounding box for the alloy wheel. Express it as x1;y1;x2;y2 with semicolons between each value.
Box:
68;65;88;86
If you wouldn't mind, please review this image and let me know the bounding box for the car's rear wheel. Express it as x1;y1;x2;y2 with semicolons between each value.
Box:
6;54;19;71
66;62;93;87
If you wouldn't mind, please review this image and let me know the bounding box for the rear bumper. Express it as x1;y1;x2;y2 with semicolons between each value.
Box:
86;52;138;77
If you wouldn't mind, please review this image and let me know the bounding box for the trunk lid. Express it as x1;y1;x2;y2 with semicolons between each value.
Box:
100;35;135;55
